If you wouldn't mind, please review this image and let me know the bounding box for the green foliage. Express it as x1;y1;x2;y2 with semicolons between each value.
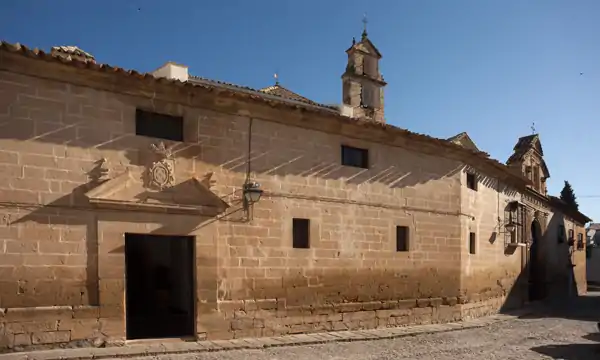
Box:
560;180;579;210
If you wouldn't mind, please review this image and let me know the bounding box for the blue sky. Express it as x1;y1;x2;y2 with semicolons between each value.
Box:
2;0;599;220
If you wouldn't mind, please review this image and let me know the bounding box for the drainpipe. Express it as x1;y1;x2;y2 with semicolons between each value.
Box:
568;262;573;299
567;223;574;299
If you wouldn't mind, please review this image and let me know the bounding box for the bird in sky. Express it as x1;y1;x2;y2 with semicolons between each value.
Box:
580;72;584;76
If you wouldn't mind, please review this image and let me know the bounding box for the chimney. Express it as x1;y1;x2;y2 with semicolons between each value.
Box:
151;62;189;82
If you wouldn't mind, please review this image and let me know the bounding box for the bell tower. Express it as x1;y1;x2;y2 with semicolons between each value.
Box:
341;16;387;123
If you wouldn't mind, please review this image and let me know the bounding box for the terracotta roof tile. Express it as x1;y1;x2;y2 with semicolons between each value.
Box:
447;132;467;142
189;76;338;111
548;196;592;224
447;132;483;154
51;45;95;60
259;84;326;106
0;40;530;188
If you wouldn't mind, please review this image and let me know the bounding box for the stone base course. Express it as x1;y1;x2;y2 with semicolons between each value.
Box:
0;293;509;351
0;306;534;360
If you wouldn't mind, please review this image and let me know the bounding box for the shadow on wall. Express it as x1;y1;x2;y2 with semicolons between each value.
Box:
498;212;584;314
466;167;520;198
1;85;470;307
544;213;580;300
7;161;246;308
498;259;530;313
498;256;596;323
0;89;465;190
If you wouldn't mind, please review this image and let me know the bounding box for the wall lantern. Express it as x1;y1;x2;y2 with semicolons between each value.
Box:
503;201;520;234
504;222;517;234
243;181;263;208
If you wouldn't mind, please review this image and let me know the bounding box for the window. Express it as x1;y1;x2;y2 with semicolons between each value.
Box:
577;233;584;250
505;202;525;244
469;232;476;254
364;56;378;77
343;81;351;104
135;109;184;142
533;166;540;191
361;85;372;107
396;226;409;252
360;84;379;109
466;173;477;191
558;225;565;243
568;229;574;240
341;145;369;169
292;218;310;249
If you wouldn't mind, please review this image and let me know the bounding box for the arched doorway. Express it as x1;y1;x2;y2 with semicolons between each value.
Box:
528;219;545;301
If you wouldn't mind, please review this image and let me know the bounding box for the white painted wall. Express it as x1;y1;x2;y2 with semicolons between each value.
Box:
152;62;189;82
586;239;600;284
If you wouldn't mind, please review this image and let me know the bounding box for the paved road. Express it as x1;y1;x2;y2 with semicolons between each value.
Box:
118;296;600;360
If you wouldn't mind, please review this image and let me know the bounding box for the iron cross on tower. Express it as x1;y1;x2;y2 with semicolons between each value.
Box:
531;122;536;134
362;13;368;37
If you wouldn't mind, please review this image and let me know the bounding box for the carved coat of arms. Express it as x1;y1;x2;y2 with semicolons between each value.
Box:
147;142;175;190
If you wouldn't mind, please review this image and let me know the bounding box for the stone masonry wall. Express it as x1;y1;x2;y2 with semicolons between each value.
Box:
459;168;524;310
573;223;587;295
0;68;508;349
544;212;587;298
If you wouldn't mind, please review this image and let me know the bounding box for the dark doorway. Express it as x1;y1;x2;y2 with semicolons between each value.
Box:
528;219;545;301
125;233;195;340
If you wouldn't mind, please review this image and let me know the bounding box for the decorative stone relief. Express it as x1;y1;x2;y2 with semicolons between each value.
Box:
88;158;109;183
200;171;216;189
146;142;175;190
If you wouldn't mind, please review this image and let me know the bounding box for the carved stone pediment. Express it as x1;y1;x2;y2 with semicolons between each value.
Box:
84;169;229;216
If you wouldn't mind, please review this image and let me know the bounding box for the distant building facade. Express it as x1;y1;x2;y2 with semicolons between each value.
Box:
586;223;600;285
0;30;591;349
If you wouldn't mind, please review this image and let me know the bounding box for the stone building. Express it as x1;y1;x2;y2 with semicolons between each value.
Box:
545;196;590;297
0;29;591;349
586;223;600;285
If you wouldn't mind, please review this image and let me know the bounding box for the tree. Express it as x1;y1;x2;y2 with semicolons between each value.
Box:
560;180;579;210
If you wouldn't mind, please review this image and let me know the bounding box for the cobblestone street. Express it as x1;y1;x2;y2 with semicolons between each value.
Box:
120;318;598;360
115;295;600;360
5;295;599;360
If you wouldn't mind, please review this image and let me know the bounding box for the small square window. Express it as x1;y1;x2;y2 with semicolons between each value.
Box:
341;145;369;169
577;233;585;250
135;109;184;142
558;225;565;243
292;218;310;249
466;173;477;191
469;232;476;254
396;226;409;252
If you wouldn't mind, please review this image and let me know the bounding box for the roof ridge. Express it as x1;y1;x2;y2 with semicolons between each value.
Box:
188;75;336;110
447;131;468;141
